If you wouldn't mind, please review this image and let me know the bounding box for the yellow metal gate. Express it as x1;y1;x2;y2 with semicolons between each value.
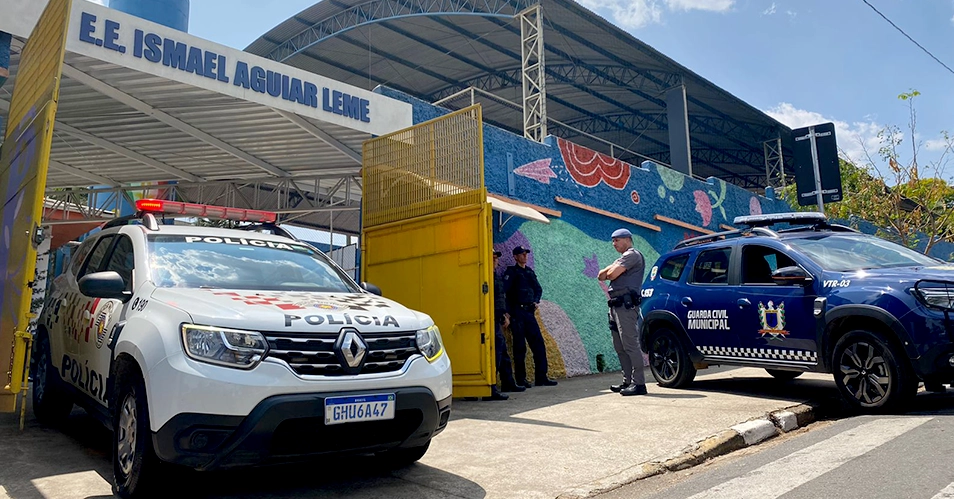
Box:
361;105;494;398
0;0;72;414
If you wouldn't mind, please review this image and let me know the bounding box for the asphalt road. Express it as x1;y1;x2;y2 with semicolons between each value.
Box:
600;392;954;499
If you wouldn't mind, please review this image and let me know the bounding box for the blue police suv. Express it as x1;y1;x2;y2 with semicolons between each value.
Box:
639;212;954;412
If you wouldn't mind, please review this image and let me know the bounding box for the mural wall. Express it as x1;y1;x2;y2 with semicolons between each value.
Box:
375;87;951;379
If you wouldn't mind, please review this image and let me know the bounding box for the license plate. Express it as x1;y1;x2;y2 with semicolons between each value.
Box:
324;393;395;425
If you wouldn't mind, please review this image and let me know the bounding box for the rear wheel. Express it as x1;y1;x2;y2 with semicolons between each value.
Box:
32;331;72;426
648;328;696;388
112;364;163;498
766;369;803;381
832;330;916;413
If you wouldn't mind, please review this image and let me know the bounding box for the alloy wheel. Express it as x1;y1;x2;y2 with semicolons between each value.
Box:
651;334;679;382
117;392;138;477
839;341;891;406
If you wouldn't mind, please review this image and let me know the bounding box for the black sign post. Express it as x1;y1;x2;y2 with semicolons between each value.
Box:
792;122;842;212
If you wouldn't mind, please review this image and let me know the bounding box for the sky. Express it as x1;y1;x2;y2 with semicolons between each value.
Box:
115;0;954;178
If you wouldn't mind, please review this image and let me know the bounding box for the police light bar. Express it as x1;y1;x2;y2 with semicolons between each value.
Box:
733;212;827;228
135;199;277;223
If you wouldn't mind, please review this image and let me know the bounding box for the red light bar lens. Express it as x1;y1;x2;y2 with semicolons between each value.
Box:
135;198;277;223
136;199;164;212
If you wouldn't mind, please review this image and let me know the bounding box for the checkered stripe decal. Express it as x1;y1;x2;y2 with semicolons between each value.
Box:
698;346;817;363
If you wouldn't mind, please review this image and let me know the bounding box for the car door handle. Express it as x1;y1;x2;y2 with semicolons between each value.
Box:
680;297;693;307
737;298;751;308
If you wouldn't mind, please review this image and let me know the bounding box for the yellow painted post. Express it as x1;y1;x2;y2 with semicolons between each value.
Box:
0;0;73;414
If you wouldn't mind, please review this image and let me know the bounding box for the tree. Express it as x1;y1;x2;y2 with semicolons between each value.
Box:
780;90;954;254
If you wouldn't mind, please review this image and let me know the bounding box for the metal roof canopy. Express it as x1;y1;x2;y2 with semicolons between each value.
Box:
247;0;796;189
0;0;417;235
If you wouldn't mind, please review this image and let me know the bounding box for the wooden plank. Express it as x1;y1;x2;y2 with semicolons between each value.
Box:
490;193;562;217
654;215;715;235
720;224;735;231
555;197;662;232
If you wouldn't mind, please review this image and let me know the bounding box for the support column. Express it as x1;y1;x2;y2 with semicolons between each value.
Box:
519;4;547;142
665;84;692;176
764;137;786;187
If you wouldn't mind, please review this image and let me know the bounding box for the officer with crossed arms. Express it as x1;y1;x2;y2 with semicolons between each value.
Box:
598;229;648;396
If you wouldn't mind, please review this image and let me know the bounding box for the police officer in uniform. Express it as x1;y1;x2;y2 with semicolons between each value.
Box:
503;246;557;387
598;229;647;396
484;250;525;400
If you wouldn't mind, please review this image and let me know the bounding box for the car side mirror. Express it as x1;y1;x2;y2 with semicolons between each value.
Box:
771;266;813;286
361;282;383;296
78;271;131;301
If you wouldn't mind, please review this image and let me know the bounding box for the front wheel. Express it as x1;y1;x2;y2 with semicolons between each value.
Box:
112;365;163;498
832;330;916;413
648;328;696;388
32;332;73;426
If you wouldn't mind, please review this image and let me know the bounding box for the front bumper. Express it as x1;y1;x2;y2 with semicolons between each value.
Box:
152;388;452;470
912;344;954;382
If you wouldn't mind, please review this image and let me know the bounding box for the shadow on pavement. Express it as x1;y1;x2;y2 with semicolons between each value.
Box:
452;367;836;426
1;403;484;499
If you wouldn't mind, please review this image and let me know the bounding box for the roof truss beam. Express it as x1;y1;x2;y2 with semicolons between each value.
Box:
0;97;203;183
49;160;119;186
44;174;363;222
544;0;782;142
61;64;292;178
275;110;362;164
422;16;760;185
266;0;538;62
427;64;683;102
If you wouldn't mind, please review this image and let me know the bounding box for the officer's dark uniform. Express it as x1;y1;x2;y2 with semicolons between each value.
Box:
493;256;520;392
503;246;554;387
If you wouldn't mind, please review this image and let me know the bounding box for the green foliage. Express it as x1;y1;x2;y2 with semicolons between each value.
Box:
780;91;954;254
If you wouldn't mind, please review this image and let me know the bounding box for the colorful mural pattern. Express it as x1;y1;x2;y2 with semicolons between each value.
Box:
557;137;631;190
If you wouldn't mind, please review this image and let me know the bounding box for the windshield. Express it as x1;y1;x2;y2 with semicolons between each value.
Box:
787;234;940;272
147;235;358;292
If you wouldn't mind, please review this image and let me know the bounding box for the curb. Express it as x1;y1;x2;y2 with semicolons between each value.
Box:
556;402;820;499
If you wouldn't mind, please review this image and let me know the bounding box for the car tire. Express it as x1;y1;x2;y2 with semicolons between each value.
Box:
832;330;916;413
766;369;803;381
648;328;696;388
376;441;430;468
32;331;73;426
112;364;163;498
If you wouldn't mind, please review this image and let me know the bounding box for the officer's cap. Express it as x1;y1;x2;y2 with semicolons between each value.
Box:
512;245;531;255
493;250;502;257
611;228;633;240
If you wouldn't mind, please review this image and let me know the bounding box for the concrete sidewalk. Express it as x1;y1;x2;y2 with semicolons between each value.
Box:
414;367;837;499
0;367;839;499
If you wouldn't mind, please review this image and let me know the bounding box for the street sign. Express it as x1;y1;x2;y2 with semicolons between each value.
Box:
792;122;842;211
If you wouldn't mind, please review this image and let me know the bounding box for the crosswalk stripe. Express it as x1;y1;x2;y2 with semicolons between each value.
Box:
932;482;954;499
686;417;933;499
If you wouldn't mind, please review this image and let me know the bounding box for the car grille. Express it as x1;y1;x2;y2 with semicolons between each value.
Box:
263;331;419;376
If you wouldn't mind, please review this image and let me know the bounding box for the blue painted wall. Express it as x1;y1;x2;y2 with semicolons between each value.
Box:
375;87;794;378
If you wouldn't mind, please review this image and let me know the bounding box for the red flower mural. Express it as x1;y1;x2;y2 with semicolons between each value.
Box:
557;138;631;190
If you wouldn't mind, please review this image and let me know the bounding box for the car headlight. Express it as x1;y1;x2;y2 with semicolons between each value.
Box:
415;324;444;362
180;324;268;369
915;281;954;310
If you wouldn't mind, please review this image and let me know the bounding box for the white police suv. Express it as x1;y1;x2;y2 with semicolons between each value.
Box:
33;199;452;498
